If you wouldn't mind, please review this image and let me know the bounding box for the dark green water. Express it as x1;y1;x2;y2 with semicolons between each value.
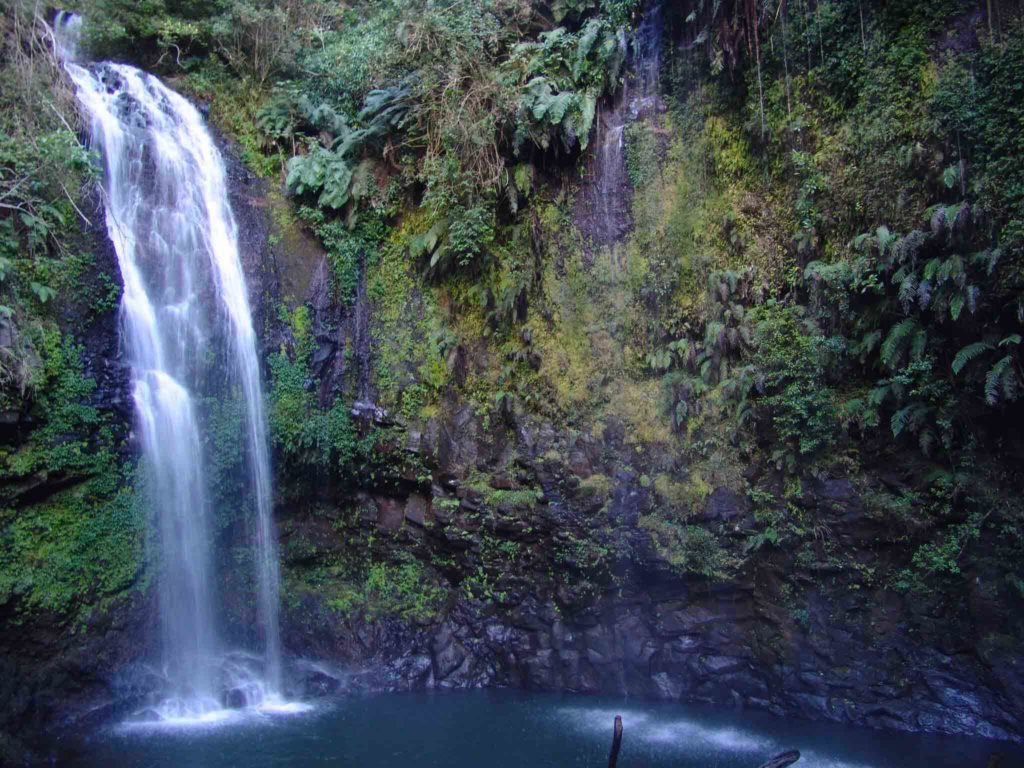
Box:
62;690;1021;768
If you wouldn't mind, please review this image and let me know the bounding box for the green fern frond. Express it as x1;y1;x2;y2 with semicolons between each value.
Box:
985;355;1012;405
880;318;917;370
951;341;991;375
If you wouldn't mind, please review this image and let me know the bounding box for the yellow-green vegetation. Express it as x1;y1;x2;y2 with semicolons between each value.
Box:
366;211;448;417
639;514;735;579
75;0;1024;602
653;472;711;516
282;509;448;624
577;473;612;501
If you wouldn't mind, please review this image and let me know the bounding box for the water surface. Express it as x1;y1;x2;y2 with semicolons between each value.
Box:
63;689;1021;768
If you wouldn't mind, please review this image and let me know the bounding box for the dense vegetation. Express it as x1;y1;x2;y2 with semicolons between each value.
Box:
0;1;143;632
75;0;1024;601
1;1;1023;744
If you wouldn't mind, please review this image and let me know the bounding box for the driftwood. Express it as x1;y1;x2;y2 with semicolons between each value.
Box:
606;717;800;767
608;714;623;768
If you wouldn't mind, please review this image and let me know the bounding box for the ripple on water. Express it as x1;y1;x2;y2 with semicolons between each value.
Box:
553;705;886;768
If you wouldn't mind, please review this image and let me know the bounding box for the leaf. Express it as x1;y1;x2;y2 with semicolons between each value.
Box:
317;157;353;209
880;318;917;370
546;92;575;125
573;20;603;81
898;273;917;311
891;403;927;438
513;163;534;198
30;282;55;303
950;293;965;321
952;341;991;375
985;356;1013;405
941;164;959;189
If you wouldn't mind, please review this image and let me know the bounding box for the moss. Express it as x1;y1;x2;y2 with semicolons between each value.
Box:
289;557;447;624
624;120;659;188
267;305;357;472
366;210;447;414
578;473;612;501
0;473;143;617
654;471;711;515
605;379;673;447
484;487;542;510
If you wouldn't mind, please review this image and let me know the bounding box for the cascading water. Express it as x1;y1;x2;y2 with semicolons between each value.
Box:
54;12;286;720
577;4;664;249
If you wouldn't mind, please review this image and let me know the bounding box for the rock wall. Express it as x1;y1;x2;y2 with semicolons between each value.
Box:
273;395;1024;742
0;190;152;762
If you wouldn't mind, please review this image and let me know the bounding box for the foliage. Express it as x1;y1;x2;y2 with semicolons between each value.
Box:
0;332;143;618
267;306;357;471
79;0;1024;612
0;4;98;399
639;514;733;579
624;120;659;188
329;559;446;623
503;15;629;153
749;303;837;472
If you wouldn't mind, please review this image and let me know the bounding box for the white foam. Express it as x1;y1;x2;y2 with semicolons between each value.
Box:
555;706;653;731
256;696;316;715
117;698;316;734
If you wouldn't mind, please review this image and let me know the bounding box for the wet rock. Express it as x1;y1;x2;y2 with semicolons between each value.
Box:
405;494;430;526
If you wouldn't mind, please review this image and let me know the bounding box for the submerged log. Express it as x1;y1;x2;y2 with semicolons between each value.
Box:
756;750;801;768
608;715;623;768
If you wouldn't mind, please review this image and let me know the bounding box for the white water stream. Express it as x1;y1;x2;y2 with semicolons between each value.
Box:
54;12;289;723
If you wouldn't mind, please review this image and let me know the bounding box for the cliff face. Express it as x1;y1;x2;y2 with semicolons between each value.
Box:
4;0;1024;757
242;149;1023;744
230;1;1024;738
266;343;1024;742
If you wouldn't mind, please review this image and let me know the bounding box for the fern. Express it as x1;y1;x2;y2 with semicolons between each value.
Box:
891;403;927;437
951;341;991;375
949;293;964;320
880;318;918;370
985;356;1014;405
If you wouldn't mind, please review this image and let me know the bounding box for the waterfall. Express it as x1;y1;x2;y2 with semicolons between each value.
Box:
577;4;664;250
54;13;284;718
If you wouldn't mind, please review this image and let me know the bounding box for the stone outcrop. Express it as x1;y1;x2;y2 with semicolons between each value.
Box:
275;397;1024;743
